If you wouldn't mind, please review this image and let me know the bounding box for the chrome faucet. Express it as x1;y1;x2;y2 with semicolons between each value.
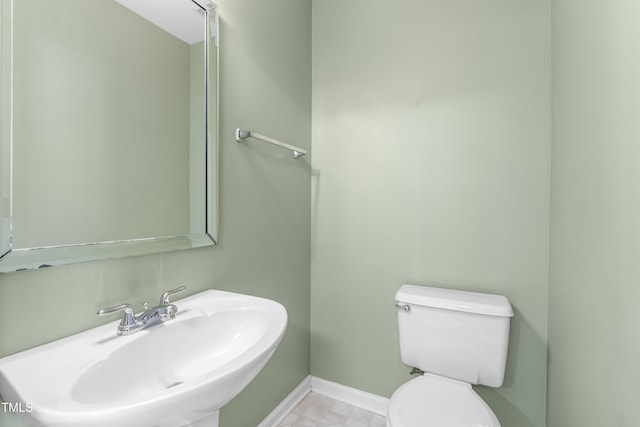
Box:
97;286;186;336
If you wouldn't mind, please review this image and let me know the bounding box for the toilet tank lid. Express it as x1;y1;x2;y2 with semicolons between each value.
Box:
396;284;514;317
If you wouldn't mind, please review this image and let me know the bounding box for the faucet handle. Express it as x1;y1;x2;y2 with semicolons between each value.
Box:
159;286;186;306
97;303;137;335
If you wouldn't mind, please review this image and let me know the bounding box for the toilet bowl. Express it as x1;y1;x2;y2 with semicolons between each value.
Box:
387;374;500;427
389;284;513;427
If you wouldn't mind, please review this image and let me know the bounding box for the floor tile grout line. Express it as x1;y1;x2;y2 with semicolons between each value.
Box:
279;391;387;427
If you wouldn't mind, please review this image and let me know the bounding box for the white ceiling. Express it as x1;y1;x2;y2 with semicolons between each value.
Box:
114;0;208;45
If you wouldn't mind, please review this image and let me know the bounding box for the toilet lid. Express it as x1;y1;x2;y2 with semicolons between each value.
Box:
388;374;500;427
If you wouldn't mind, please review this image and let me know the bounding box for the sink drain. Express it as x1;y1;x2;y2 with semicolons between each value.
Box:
166;381;184;389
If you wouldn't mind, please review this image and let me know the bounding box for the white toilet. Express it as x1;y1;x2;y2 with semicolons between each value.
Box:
387;284;514;427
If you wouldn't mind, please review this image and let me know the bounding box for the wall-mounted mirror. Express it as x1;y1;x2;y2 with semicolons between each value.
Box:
0;0;218;273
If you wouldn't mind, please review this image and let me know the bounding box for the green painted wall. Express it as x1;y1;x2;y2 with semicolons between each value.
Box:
0;1;311;427
311;1;550;426
548;1;640;426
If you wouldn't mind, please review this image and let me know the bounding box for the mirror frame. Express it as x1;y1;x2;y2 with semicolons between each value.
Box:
0;0;218;273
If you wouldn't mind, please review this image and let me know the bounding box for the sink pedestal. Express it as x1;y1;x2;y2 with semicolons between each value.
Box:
187;411;219;427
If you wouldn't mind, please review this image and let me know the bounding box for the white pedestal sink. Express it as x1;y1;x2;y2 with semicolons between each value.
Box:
0;289;288;427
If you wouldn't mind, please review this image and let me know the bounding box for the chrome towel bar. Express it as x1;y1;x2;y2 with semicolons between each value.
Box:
235;128;308;159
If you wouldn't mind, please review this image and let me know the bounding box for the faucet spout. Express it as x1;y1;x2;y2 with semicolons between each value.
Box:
137;303;178;330
97;286;186;336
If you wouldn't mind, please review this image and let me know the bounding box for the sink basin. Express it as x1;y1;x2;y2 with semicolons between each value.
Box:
0;290;287;427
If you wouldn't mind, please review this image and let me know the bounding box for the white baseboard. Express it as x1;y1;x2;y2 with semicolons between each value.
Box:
310;376;389;417
257;376;311;427
258;375;389;426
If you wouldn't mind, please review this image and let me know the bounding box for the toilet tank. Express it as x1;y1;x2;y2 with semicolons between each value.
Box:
395;284;514;388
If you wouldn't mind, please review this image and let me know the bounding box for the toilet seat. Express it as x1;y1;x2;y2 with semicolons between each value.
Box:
387;374;500;427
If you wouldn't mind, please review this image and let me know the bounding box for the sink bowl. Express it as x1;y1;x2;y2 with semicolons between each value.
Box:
0;290;287;427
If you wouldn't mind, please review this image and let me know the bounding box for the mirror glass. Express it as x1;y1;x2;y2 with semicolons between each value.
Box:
0;0;218;272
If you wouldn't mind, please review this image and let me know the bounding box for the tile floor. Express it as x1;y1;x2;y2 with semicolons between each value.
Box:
279;392;387;427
